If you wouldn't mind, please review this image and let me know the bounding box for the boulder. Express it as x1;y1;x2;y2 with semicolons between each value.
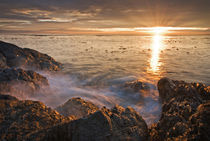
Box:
188;102;210;140
56;97;99;119
0;68;49;98
157;77;204;102
0;52;8;69
28;105;149;141
149;77;210;141
192;82;210;101
123;80;156;92
0;94;18;100
0;41;61;71
0;98;72;141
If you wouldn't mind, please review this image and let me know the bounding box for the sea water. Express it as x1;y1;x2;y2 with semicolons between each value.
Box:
0;34;210;124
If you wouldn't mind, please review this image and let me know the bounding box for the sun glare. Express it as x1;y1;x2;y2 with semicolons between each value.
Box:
152;27;167;34
148;27;165;74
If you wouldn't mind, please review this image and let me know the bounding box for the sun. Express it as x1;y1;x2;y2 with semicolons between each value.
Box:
135;27;169;35
152;27;167;34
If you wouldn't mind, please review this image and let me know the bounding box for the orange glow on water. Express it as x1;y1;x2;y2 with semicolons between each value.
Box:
148;27;165;74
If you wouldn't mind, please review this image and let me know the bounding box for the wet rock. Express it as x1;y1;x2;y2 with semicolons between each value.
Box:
157;77;203;102
56;97;99;119
0;98;71;141
157;77;176;102
192;82;210;101
124;80;156;92
149;77;210;141
188;102;210;140
0;68;49;98
0;41;61;71
0;94;18;100
28;105;148;141
0;52;8;69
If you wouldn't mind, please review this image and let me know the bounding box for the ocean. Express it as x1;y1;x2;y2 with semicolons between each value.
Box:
0;34;210;124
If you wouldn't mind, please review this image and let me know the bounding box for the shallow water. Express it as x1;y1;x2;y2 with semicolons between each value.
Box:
0;34;210;124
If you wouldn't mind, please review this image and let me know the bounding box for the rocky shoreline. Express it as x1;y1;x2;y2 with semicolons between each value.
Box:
0;41;209;141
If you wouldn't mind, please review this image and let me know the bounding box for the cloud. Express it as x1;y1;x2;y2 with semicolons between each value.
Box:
0;0;210;34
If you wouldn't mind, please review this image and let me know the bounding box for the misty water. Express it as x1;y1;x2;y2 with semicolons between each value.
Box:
0;34;210;124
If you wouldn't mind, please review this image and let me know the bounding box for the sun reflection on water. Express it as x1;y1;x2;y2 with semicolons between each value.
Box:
148;28;165;75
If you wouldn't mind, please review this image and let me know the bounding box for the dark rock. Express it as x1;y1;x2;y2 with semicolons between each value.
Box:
0;68;49;98
0;98;72;141
0;94;18;100
192;82;210;101
28;105;148;141
188;102;210;140
150;77;210;141
124;80;156;92
0;41;61;71
157;77;176;102
0;52;8;69
157;77;203;103
0;73;209;141
56;97;99;119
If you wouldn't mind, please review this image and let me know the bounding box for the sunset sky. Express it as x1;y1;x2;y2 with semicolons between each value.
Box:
0;0;210;35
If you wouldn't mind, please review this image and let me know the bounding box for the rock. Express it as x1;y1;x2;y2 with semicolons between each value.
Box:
28;105;149;141
149;77;210;141
192;82;210;101
0;41;61;71
124;80;156;92
157;77;177;102
0;52;8;69
157;77;202;102
0;94;18;100
56;97;99;119
0;98;71;141
188;102;210;140
0;68;49;98
0;73;209;141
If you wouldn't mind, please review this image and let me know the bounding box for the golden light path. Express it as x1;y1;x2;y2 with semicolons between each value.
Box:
148;27;165;74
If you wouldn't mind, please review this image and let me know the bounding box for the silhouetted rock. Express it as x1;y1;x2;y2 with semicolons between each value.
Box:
0;52;8;69
0;94;18;100
0;68;49;98
0;41;61;71
28;105;149;141
0;98;71;141
149;77;210;141
56;97;99;119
